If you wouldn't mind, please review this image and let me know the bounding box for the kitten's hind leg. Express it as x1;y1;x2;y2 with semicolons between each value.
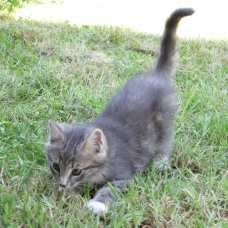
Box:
153;122;174;170
86;180;129;214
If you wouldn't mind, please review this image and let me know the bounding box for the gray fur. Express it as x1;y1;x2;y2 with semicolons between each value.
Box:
46;8;194;214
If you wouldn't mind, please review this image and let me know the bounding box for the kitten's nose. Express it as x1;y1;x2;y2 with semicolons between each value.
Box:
59;177;67;188
59;183;67;187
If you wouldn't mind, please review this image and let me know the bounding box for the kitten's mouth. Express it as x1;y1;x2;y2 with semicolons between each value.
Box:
58;186;72;191
58;184;70;190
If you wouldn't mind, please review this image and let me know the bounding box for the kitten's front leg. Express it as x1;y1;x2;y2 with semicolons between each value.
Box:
87;180;129;214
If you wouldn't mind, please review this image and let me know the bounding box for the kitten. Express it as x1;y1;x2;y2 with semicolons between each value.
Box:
46;8;194;214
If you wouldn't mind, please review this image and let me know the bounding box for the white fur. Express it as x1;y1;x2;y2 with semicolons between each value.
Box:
155;156;169;170
87;200;108;214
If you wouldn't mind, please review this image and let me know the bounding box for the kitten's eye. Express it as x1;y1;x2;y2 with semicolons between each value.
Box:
72;169;82;176
53;163;60;172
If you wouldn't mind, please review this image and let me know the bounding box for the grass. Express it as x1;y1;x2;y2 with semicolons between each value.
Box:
0;14;228;228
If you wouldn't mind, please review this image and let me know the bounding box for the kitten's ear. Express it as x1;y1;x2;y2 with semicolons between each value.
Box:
48;120;63;144
82;129;104;153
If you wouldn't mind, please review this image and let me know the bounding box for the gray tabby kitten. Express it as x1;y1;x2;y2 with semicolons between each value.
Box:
46;8;194;214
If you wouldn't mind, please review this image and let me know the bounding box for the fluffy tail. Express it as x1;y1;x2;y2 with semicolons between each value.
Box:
155;8;195;76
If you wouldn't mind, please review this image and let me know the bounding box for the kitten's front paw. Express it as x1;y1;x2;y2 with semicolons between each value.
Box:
87;200;108;214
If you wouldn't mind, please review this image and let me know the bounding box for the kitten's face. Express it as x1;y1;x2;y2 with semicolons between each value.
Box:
46;121;107;190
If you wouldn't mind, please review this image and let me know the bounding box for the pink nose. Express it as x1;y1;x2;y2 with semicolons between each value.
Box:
59;178;67;187
59;182;67;187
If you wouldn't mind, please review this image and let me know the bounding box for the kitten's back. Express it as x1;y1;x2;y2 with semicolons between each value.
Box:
96;8;195;165
98;8;195;127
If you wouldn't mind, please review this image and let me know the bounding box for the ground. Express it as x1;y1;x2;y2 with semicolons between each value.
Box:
0;1;228;227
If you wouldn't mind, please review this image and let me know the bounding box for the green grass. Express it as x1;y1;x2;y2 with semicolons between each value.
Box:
0;15;228;227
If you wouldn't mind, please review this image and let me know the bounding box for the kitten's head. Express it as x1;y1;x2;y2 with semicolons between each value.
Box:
46;120;108;190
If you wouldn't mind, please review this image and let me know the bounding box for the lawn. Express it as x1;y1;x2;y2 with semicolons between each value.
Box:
0;14;227;227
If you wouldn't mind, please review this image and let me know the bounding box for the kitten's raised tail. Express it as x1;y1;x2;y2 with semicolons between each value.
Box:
155;8;195;77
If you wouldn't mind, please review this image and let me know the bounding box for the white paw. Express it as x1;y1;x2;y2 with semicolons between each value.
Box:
155;157;169;170
86;200;108;214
